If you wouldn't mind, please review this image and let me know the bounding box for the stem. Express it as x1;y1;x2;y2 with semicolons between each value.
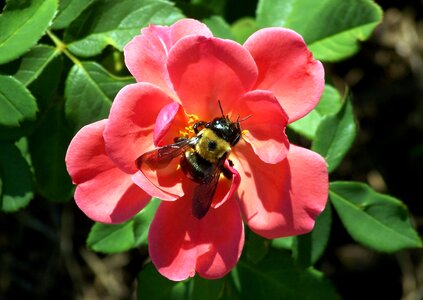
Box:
46;30;81;66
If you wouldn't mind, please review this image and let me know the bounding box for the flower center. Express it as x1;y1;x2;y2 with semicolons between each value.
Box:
178;113;200;139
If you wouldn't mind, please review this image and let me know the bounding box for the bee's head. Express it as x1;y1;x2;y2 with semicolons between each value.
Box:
207;117;241;146
206;100;251;146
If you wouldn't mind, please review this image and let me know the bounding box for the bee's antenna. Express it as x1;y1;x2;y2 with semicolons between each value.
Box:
218;100;225;117
238;114;253;122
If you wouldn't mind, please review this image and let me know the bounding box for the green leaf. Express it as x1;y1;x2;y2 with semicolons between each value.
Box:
220;272;242;300
237;249;340;300
293;202;332;267
191;0;227;15
137;263;190;300
315;84;343;116
330;181;422;252
0;142;33;212
191;276;225;300
245;230;270;264
65;0;184;57
256;0;383;61
0;0;58;64
28;104;73;202
312;96;356;173
65;61;134;130
27;51;63;111
137;263;225;300
203;16;235;40
14;45;60;86
133;198;160;246
230;17;258;44
271;236;294;250
0;75;37;127
0;75;38;140
289;84;342;140
52;0;96;30
87;198;159;253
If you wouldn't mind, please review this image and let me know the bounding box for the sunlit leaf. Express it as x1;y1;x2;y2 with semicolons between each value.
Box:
65;61;134;130
65;0;184;57
256;0;382;61
231;17;257;44
0;142;33;212
14;45;60;86
52;0;96;29
203;16;234;40
87;198;159;253
271;236;294;250
0;0;58;64
312;95;356;172
0;75;38;140
289;84;342;140
330;181;422;252
0;75;37;127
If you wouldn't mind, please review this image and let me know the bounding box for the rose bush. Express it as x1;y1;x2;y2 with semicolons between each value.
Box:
66;18;328;281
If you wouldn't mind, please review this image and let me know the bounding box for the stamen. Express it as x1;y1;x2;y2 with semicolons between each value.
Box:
178;114;200;138
241;129;250;141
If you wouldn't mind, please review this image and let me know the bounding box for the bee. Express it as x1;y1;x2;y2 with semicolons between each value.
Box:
136;102;248;219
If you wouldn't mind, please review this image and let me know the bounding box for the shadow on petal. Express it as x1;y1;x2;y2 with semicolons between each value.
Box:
232;142;328;238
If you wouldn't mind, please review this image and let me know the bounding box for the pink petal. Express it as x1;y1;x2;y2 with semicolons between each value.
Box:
65;120;150;223
149;193;244;280
211;159;241;209
132;156;186;201
237;90;289;164
232;142;328;238
244;28;325;123
153;102;180;146
124;19;212;96
153;102;189;146
104;83;174;174
132;102;193;200
132;171;179;201
167;35;258;120
170;18;213;42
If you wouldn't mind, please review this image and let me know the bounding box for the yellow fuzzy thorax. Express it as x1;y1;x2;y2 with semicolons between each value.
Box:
195;128;231;163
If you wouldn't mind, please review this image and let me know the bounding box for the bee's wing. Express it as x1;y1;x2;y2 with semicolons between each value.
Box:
136;136;199;170
191;153;227;219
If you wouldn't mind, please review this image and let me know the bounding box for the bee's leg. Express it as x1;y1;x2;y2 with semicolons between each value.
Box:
174;137;187;143
221;159;234;180
193;121;206;134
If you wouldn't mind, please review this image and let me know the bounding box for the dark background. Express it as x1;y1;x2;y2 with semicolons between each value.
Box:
1;0;422;299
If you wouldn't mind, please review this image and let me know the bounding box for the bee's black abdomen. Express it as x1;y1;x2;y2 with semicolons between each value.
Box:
180;152;213;184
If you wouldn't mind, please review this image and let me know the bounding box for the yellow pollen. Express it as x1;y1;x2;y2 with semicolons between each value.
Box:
241;129;250;141
179;114;200;138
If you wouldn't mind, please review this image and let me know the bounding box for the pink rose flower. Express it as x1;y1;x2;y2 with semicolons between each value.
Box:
65;19;328;281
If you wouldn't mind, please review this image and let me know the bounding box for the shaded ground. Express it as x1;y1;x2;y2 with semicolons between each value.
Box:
1;1;423;299
324;1;423;299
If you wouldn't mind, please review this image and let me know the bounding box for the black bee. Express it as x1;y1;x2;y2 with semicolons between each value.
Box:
136;102;247;219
